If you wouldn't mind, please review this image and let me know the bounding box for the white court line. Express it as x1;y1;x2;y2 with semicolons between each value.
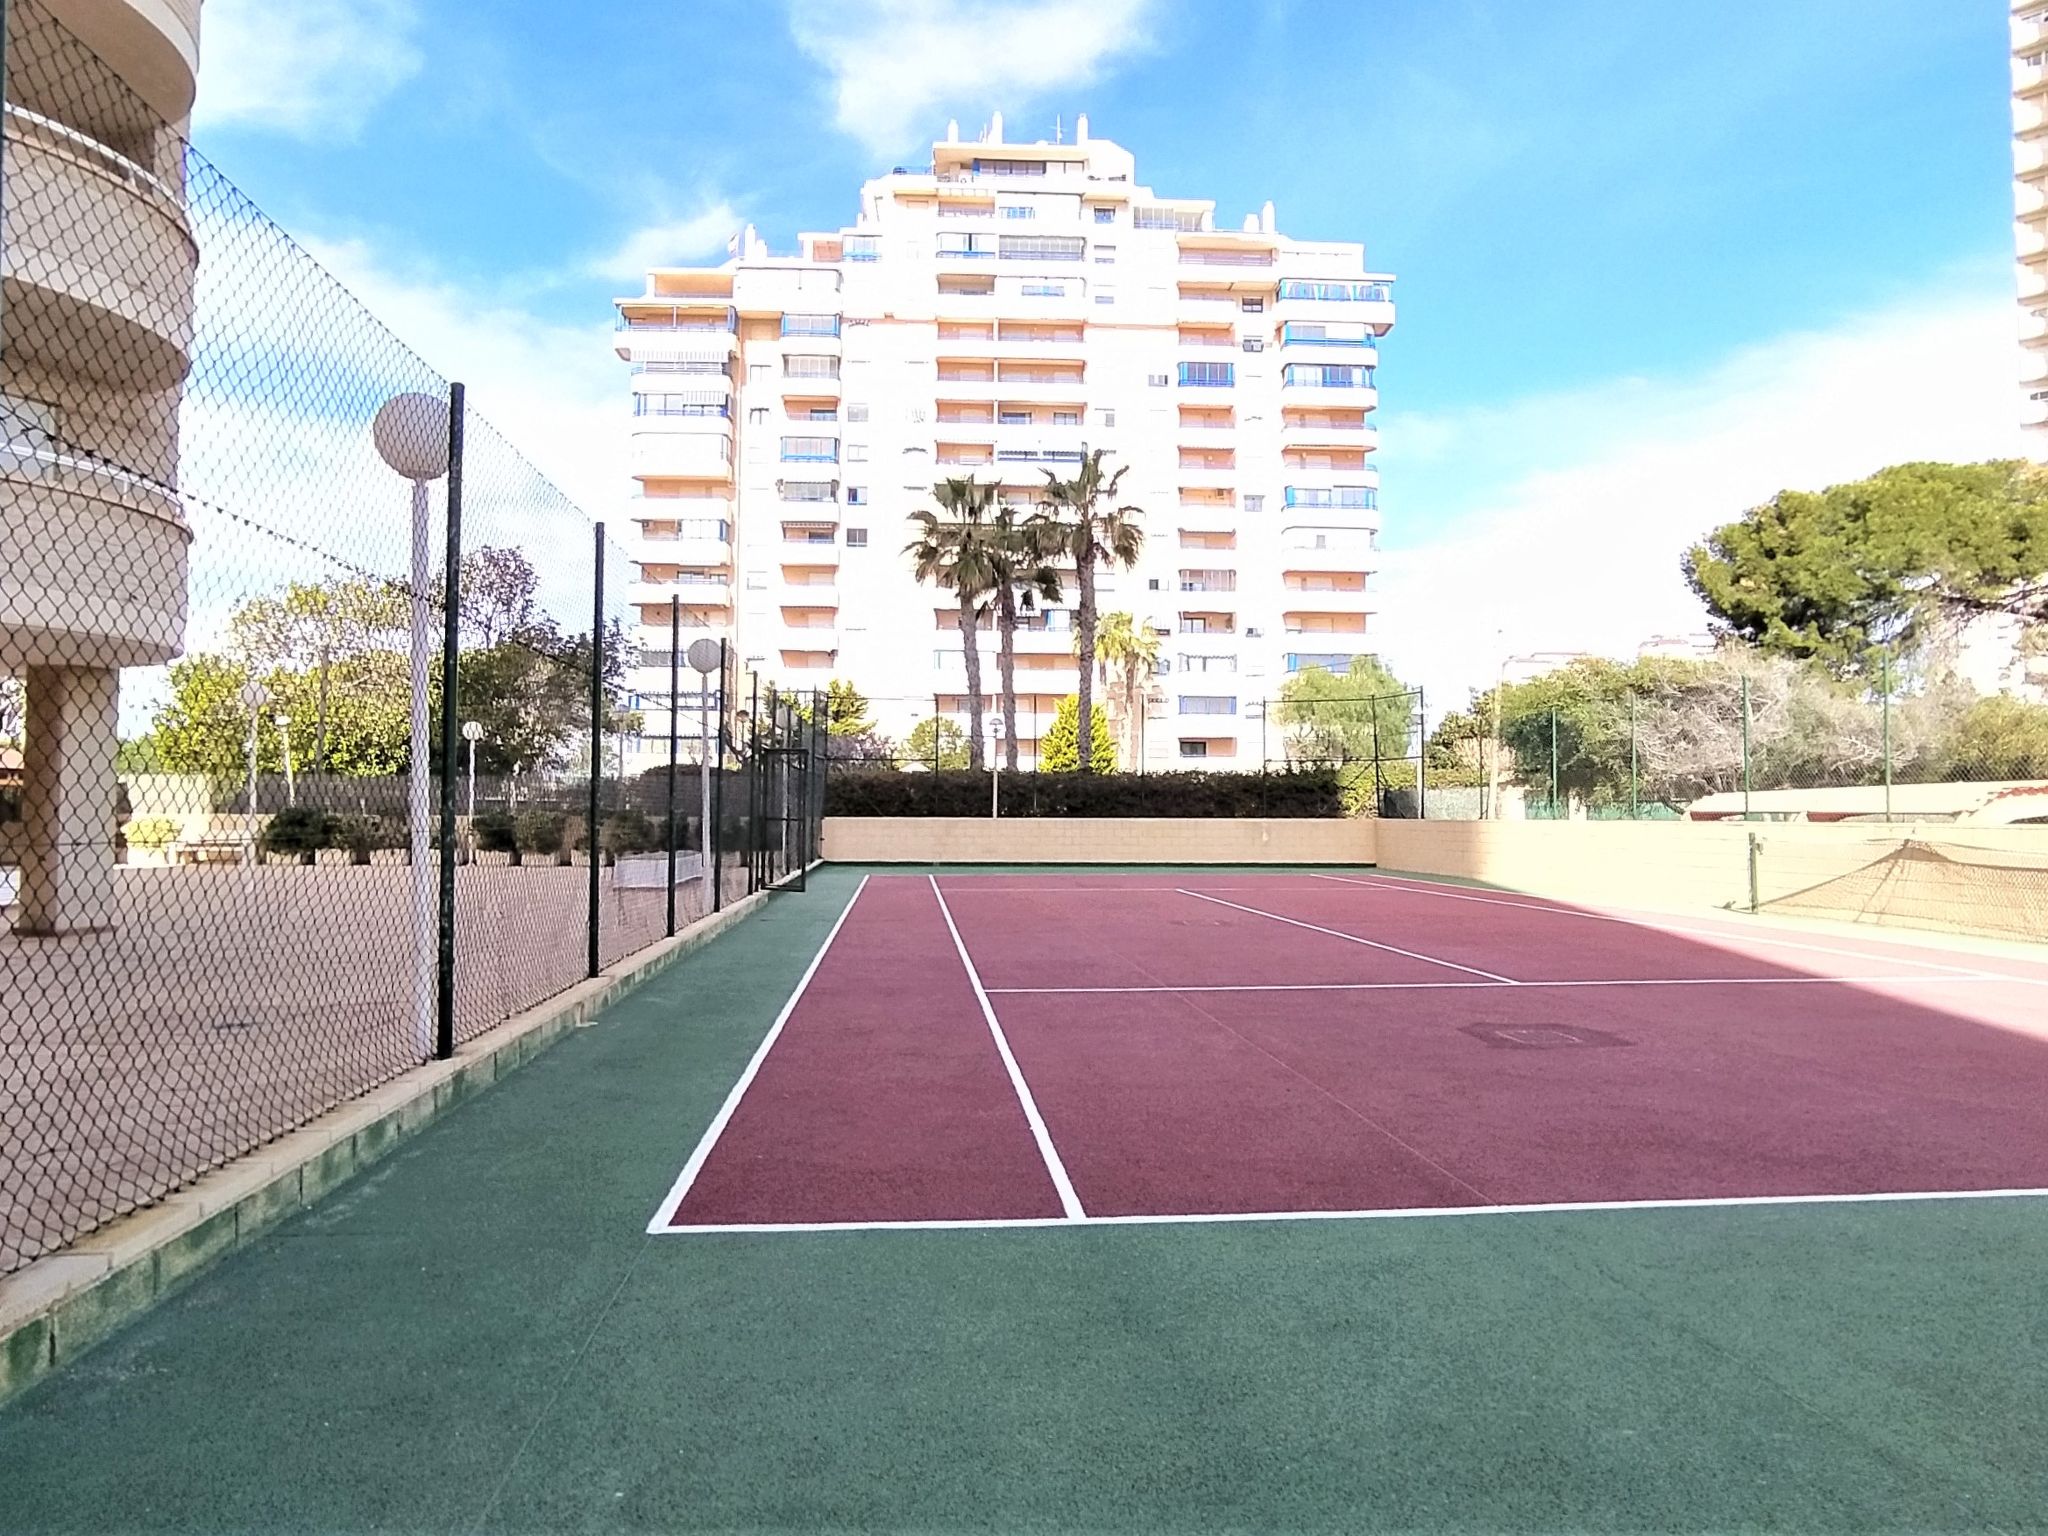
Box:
644;874;871;1234
652;1184;2048;1237
1309;871;2019;982
1179;888;1518;983
984;973;2026;996
929;874;1086;1221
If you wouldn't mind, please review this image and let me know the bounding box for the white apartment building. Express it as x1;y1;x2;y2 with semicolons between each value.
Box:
2015;2;2048;440
611;114;1393;769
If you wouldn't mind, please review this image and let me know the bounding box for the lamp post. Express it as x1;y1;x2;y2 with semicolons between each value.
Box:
989;713;1005;818
686;639;721;890
461;720;484;819
239;679;271;863
372;391;452;1058
274;710;294;807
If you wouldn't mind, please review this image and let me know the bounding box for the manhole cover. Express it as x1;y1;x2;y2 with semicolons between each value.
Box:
1461;1022;1632;1050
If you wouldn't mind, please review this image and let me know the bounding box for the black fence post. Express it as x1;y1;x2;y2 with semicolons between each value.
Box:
1416;687;1428;822
747;675;761;895
433;382;465;1060
587;523;604;978
665;596;679;938
711;639;727;913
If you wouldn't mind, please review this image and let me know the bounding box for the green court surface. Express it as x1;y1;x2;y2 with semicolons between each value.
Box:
4;865;2047;1531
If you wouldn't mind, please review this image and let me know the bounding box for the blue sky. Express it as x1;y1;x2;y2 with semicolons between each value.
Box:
190;0;2028;702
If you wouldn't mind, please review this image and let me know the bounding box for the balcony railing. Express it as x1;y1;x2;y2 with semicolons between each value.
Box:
1179;250;1275;267
1281;365;1375;389
1280;323;1379;347
1177;362;1235;388
1283;487;1378;510
615;309;737;333
1277;280;1392;303
780;314;842;337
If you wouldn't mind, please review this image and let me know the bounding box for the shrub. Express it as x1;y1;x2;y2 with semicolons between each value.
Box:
329;814;404;864
260;806;329;859
600;808;658;856
124;815;181;851
823;767;1344;819
516;810;569;861
473;809;520;861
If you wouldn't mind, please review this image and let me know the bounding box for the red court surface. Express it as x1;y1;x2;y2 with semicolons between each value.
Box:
651;870;2048;1233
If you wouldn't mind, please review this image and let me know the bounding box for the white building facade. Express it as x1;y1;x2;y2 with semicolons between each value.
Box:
611;117;1393;769
2015;2;2048;440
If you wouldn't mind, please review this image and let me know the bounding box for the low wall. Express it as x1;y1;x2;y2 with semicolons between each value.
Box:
1375;819;2048;913
821;816;1377;866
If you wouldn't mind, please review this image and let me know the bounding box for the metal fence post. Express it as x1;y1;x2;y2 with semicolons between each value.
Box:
433;382;464;1060
587;523;604;978
1416;688;1427;822
1880;649;1893;824
748;675;761;895
1747;831;1762;913
1740;674;1753;822
665;596;679;937
1549;707;1559;819
1629;691;1639;821
711;639;727;914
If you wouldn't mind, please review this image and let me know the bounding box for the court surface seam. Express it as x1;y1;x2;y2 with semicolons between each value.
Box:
1307;870;2024;981
1179;887;1519;982
928;874;1086;1220
650;1184;2048;1236
643;873;871;1233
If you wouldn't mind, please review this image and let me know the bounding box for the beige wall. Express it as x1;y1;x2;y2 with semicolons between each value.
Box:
1375;820;2048;914
821;817;1376;866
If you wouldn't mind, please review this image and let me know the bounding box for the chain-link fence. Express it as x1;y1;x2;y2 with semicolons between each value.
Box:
1485;659;2048;822
0;0;818;1277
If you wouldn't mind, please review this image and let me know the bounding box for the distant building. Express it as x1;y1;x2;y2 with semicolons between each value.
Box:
610;115;1393;768
2014;3;2048;441
1636;633;1718;662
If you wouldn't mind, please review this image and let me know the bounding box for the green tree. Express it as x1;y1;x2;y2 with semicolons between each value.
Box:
1038;694;1117;773
1275;656;1414;765
1089;611;1159;769
907;478;1005;769
824;679;874;737
989;499;1065;771
1936;693;2048;779
227;573;408;772
1684;461;2048;676
1039;449;1145;771
904;715;971;770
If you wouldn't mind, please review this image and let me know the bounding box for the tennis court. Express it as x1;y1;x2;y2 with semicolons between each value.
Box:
655;871;2048;1234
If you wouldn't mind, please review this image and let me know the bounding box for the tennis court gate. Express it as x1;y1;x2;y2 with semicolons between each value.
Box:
739;684;825;895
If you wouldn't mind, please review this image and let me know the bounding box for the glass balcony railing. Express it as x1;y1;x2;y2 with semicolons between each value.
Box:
1277;280;1393;303
1283;487;1379;510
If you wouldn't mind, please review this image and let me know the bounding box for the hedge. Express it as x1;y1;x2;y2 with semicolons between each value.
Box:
824;768;1344;819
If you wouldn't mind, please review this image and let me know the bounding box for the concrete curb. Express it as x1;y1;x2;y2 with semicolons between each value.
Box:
0;886;773;1406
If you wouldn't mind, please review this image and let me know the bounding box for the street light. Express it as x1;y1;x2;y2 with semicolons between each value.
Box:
988;713;1005;819
372;391;452;1058
685;638;721;889
274;711;294;807
461;720;484;819
239;679;271;862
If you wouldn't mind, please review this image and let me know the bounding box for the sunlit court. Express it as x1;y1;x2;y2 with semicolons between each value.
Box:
658;871;2048;1234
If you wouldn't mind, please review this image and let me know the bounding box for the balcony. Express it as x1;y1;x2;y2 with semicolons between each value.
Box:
626;575;732;609
632;631;727;674
1282;610;1371;634
1178;612;1237;636
779;538;841;565
630;429;734;480
1283;651;1369;674
1283;486;1378;512
629;532;731;568
1177;361;1236;390
1280;539;1376;574
1275;278;1395;329
1178;249;1276;268
1279;323;1381;356
1281;415;1379;453
1176;463;1236;492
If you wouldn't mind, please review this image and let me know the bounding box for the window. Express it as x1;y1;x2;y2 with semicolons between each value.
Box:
937;232;997;259
1093;206;1116;224
999;235;1084;261
746;572;768;590
780;313;841;337
1240;297;1265;312
845;528;869;548
1177;361;1235;388
1093;245;1116;264
843;234;881;262
1281;363;1375;389
784;355;841;379
1243;494;1264;514
747;407;770;425
1147;578;1160;591
846;402;871;423
1000;204;1036;220
779;480;838;501
1098;408;1117;427
748;363;772;384
1178;740;1210;759
974;157;1047;176
1094;292;1115;306
1019;281;1067;297
1135;207;1203;231
846;444;869;462
1242;337;1265;352
780;435;839;462
1052;411;1080;426
1277;279;1393;302
1147;373;1170;388
999;410;1032;426
1179;696;1237;716
846;486;868;505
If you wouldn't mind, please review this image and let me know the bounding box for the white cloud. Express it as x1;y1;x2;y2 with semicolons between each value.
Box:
1375;288;2031;716
194;0;423;139
788;0;1155;157
584;203;742;285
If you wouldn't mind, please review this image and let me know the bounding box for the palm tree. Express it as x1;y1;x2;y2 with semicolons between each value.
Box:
1040;449;1145;771
989;500;1064;771
1090;610;1161;769
906;477;1003;769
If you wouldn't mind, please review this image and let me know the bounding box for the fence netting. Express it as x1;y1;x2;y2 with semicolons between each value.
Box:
0;0;818;1277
